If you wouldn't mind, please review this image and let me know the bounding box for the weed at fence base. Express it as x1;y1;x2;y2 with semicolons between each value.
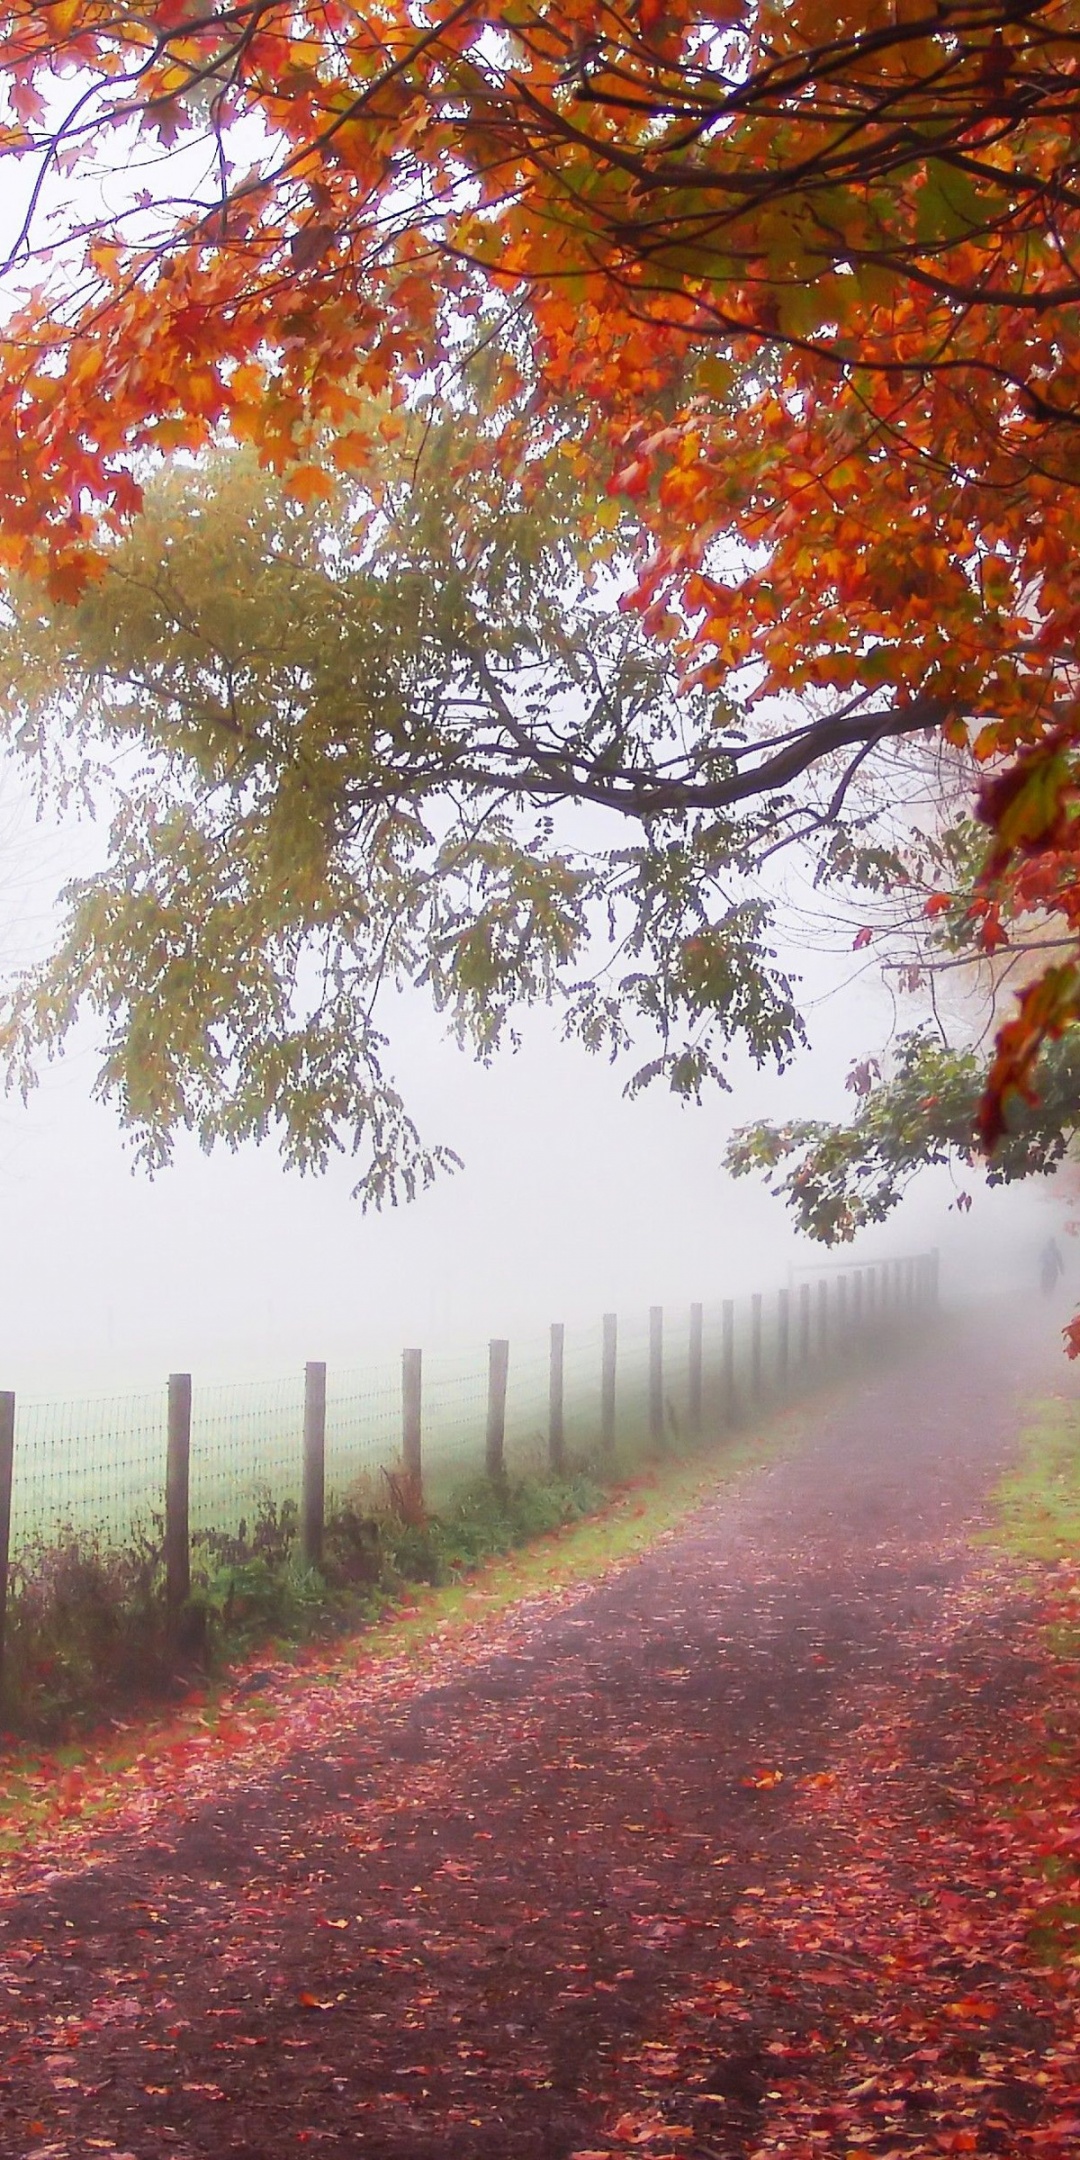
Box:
1;1467;608;1741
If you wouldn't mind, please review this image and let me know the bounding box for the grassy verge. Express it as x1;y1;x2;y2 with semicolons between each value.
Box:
0;1409;802;1844
986;1393;1080;1563
981;1394;1080;1970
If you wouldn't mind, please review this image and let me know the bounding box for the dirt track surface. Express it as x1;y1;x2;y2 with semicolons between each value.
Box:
1;1310;1075;2160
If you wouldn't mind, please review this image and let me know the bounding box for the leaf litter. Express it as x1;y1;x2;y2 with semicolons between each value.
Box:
0;1321;1077;2158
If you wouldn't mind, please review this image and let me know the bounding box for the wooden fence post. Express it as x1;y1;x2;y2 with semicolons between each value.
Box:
486;1339;509;1483
799;1281;811;1364
750;1292;763;1397
166;1372;192;1628
777;1288;790;1392
549;1323;566;1474
852;1269;864;1333
649;1306;664;1448
866;1266;876;1323
302;1360;326;1570
689;1302;703;1436
0;1393;14;1700
930;1248;940;1307
817;1277;829;1359
601;1313;617;1455
402;1348;423;1505
836;1273;849;1351
722;1299;736;1425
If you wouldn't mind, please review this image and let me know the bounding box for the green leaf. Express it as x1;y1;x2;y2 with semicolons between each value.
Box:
915;164;988;247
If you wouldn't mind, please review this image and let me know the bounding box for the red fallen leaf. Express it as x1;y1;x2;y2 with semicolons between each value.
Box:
741;1768;783;1788
611;2114;694;2144
57;1769;84;1815
297;1992;336;2011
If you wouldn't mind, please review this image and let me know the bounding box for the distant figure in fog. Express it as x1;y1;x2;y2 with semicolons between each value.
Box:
1040;1237;1065;1296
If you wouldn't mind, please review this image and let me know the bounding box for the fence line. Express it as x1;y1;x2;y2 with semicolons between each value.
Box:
0;1251;940;1692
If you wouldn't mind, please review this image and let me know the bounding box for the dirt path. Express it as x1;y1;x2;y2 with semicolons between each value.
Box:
0;1311;1073;2160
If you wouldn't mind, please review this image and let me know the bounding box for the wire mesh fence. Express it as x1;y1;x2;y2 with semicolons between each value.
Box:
0;1252;940;1599
10;1389;167;1553
189;1372;305;1541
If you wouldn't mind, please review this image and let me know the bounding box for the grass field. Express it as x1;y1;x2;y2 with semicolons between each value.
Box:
8;1306;711;1552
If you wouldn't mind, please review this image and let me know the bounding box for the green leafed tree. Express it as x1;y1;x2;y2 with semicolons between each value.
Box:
726;817;1080;1243
725;1028;1080;1246
0;399;823;1201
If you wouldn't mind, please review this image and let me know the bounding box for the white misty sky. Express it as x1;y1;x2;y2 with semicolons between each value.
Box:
0;770;1056;1399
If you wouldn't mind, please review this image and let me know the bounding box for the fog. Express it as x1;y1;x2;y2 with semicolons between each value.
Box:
0;779;1059;1401
0;144;1061;1404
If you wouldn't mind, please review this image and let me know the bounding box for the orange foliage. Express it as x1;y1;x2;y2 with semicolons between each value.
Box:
2;6;1080;1169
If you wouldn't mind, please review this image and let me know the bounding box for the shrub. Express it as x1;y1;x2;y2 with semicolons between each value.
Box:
321;1497;383;1590
192;1493;324;1646
418;1470;606;1576
2;1466;609;1738
3;1521;168;1728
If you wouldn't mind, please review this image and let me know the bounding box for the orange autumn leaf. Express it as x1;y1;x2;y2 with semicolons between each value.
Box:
282;464;336;506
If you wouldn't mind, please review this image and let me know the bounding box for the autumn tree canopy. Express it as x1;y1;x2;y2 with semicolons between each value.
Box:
2;3;1080;1175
